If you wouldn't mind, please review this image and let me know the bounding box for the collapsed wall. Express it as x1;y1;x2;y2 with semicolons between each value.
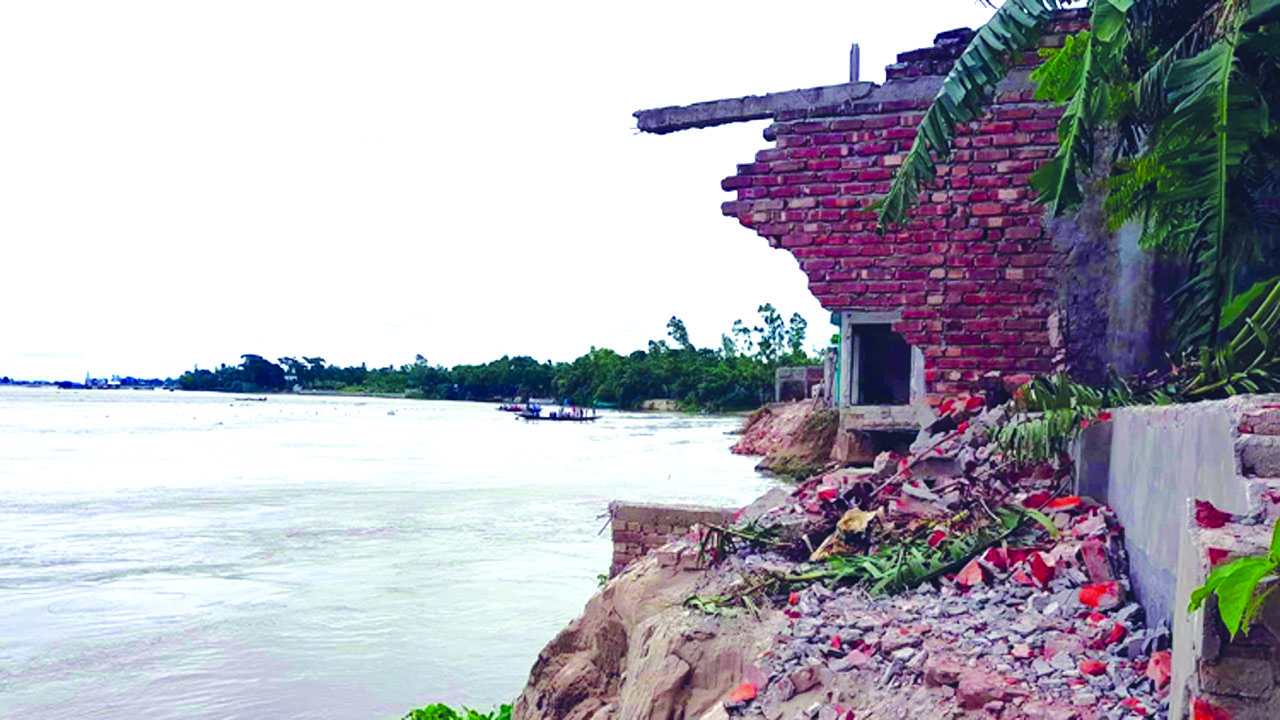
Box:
638;10;1169;399
527;397;1280;720
610;502;737;577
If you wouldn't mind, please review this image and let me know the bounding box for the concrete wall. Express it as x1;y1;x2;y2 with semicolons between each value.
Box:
775;366;824;403
1075;395;1280;718
1076;400;1253;628
608;502;736;576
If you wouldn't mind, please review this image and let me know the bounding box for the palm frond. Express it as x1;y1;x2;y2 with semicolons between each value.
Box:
877;0;1062;228
1158;37;1269;349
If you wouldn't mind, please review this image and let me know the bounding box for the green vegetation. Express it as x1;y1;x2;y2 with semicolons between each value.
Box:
177;305;818;412
401;703;511;720
877;0;1280;643
1190;517;1280;639
881;0;1280;399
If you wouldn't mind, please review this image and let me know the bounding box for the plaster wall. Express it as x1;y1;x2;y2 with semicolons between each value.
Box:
1075;399;1255;630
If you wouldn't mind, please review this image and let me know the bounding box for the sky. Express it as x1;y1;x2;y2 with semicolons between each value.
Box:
0;1;997;381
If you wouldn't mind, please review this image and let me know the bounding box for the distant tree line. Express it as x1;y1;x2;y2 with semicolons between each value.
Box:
177;305;820;411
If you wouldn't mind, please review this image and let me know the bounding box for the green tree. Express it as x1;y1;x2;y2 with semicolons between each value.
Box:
667;316;693;350
240;354;286;390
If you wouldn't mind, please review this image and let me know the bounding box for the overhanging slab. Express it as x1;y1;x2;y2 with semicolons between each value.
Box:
634;81;876;134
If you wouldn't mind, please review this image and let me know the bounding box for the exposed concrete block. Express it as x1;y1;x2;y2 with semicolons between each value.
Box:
655;547;681;568
1239;409;1280;436
840;405;929;432
1237;435;1280;477
1076;400;1254;630
1199;655;1276;699
830;428;877;465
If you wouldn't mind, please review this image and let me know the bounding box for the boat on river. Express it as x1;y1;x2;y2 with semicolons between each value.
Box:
497;404;525;412
517;404;598;422
518;412;599;422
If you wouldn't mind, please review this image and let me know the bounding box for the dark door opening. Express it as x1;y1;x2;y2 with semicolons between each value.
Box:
853;324;911;405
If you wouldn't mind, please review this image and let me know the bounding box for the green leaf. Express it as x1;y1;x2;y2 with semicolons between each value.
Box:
1222;278;1280;331
1190;557;1245;611
1091;0;1126;43
1214;557;1278;638
1020;507;1062;538
1247;0;1280;29
1243;584;1278;635
1271;517;1280;563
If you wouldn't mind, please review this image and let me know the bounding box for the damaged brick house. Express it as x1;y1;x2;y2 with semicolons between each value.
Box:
636;10;1170;459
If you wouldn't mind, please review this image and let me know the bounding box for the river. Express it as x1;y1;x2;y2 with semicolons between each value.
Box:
0;386;775;719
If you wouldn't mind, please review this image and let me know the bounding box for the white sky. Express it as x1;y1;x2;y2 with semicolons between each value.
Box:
0;1;996;380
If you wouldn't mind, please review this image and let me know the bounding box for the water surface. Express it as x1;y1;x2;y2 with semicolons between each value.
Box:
0;387;774;719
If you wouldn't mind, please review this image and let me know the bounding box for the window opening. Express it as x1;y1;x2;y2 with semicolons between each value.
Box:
849;324;911;406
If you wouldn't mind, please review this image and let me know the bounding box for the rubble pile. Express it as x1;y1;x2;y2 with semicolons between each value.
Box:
734;392;1071;571
701;393;1173;720
517;385;1181;720
723;501;1171;720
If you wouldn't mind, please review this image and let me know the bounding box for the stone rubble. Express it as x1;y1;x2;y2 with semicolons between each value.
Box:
721;502;1172;720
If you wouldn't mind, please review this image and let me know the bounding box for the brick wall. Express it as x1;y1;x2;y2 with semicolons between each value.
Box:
608;501;736;576
720;12;1089;401
1178;517;1280;720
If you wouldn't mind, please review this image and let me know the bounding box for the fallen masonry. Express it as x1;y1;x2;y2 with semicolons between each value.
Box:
525;393;1280;720
730;501;1170;720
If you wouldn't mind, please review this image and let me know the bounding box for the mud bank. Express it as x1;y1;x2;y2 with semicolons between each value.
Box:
732;400;838;479
512;546;787;720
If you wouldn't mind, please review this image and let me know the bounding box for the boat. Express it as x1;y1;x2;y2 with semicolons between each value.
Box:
517;404;599;422
497;404;525;412
517;412;599;422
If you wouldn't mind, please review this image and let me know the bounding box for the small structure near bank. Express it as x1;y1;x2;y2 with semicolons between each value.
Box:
774;365;824;403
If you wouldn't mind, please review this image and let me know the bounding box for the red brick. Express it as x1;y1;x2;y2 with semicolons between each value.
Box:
1005;225;1042;240
857;142;894;155
996;160;1036;174
1010;253;1050;267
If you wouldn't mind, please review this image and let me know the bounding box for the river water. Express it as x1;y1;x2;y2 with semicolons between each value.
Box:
0;387;775;719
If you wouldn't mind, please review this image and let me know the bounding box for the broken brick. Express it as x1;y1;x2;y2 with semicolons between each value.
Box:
956;558;986;587
1079;582;1122;609
1145;650;1171;688
1195;500;1233;529
729;683;757;702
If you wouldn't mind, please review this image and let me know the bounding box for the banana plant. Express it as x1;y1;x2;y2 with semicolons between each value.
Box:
882;0;1280;398
876;0;1066;227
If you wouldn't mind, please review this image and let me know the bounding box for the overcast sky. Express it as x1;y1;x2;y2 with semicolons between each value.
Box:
0;1;996;380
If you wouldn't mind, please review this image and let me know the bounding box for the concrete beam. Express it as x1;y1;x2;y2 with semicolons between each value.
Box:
634;81;876;135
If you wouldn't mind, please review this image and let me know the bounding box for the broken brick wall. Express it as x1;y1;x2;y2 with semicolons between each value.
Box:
718;10;1165;399
1176;508;1280;720
608;501;735;576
